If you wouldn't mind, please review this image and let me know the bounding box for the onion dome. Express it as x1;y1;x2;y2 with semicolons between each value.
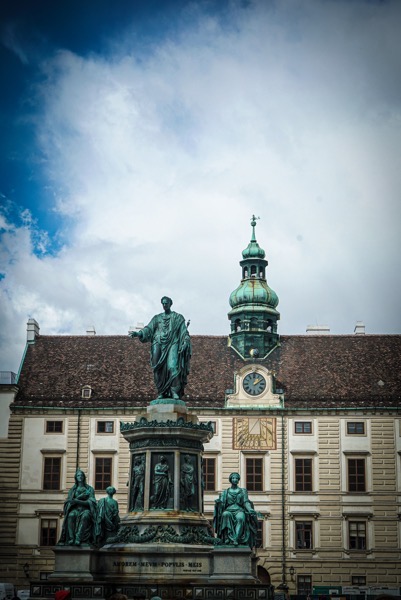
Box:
241;215;266;259
228;215;280;359
229;279;279;311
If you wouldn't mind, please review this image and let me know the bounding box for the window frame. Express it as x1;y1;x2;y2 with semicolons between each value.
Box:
40;517;58;546
347;421;366;435
202;456;217;492
42;456;62;491
294;457;313;492
96;420;115;434
347;457;366;493
352;576;367;586
245;456;264;492
45;420;63;434
297;575;312;595
295;520;314;550
348;520;367;550
256;517;265;549
94;455;113;491
294;421;312;435
82;385;92;399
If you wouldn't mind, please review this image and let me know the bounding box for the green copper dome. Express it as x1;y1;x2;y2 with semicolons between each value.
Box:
228;215;280;360
242;215;266;259
229;279;279;312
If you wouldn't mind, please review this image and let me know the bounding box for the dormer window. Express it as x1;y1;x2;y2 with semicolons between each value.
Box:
82;385;92;399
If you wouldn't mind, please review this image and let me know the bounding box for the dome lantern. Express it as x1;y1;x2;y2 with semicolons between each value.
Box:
228;216;280;359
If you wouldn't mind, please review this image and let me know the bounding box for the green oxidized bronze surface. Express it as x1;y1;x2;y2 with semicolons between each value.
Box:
129;296;191;400
150;398;187;406
213;472;259;549
129;438;203;451
107;524;219;546
121;418;214;433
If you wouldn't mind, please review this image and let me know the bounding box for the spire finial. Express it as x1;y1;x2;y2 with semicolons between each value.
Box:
250;214;260;241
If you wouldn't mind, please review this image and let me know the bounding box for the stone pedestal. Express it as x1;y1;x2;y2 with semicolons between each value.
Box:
211;546;258;582
119;399;214;544
49;546;94;581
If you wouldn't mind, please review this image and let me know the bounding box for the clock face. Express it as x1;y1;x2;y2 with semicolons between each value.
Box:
233;417;276;450
243;372;267;396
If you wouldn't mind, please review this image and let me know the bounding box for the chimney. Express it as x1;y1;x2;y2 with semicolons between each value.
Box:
306;325;330;335
27;318;40;343
86;326;96;336
354;321;365;335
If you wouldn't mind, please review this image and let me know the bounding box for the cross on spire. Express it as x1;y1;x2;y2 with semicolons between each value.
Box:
250;214;260;241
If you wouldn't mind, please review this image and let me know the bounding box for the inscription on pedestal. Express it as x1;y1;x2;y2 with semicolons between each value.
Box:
112;559;206;574
113;560;205;574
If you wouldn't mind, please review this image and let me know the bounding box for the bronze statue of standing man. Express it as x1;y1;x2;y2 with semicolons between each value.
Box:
130;296;191;400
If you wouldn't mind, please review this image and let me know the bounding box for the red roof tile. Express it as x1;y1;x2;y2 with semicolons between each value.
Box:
13;334;401;409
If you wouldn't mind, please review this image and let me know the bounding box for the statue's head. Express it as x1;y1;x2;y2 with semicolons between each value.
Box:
229;472;240;484
106;486;116;495
161;296;173;308
75;469;86;485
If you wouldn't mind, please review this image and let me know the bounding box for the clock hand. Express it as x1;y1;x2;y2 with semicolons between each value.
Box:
253;378;261;385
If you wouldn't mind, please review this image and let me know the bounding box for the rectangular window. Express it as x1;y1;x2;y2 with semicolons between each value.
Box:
296;521;313;549
347;422;365;435
246;457;263;492
97;421;114;434
348;458;366;492
40;518;58;546
45;421;63;433
295;458;313;492
95;457;112;490
43;457;61;490
295;421;312;434
256;519;264;548
297;575;312;595
349;521;366;550
352;576;367;586
202;457;216;491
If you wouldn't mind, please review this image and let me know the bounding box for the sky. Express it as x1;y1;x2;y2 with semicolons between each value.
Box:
1;0;401;373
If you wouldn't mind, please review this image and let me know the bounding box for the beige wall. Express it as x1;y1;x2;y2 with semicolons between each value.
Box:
0;408;400;591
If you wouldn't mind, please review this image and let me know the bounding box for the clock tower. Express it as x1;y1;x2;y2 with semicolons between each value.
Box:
228;216;280;359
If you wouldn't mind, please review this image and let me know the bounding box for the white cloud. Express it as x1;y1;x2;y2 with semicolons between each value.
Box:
1;0;401;372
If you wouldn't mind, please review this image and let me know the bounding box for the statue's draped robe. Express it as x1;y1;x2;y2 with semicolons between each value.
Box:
214;487;258;548
180;461;195;507
151;462;172;509
131;461;145;511
139;311;191;398
95;497;120;544
59;484;97;545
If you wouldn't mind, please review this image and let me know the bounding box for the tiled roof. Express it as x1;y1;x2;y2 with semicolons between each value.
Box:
13;334;401;409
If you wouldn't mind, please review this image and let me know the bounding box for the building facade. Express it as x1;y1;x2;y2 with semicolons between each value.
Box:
0;221;400;596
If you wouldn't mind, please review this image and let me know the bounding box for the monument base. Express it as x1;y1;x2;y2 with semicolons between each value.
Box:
29;580;274;600
48;544;259;585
